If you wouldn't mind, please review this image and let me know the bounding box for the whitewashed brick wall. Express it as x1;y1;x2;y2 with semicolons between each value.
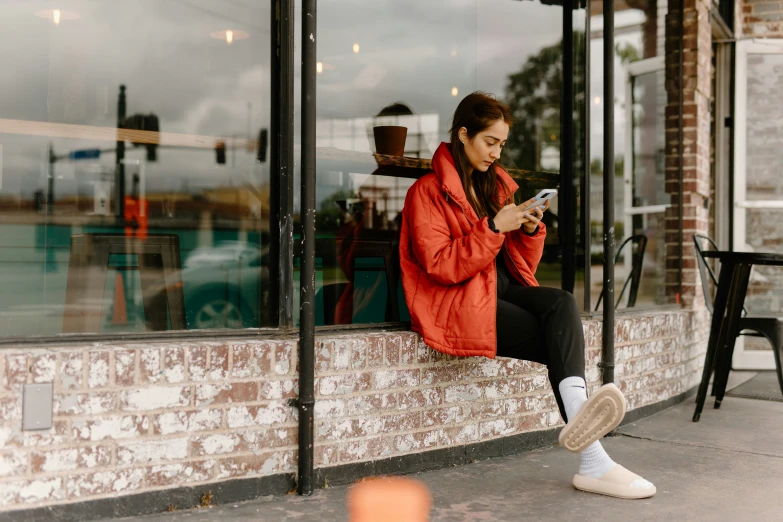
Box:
0;309;709;514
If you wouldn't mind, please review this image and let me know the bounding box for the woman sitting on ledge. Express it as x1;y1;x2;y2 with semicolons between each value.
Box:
398;91;655;499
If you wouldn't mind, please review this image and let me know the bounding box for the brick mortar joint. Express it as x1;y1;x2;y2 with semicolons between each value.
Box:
54;375;300;390
318;393;563;419
0;432;298;470
56;402;297;423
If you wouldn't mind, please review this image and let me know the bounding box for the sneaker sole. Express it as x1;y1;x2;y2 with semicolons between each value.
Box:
558;383;626;453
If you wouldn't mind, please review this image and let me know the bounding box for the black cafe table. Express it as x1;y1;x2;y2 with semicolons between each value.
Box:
693;250;783;421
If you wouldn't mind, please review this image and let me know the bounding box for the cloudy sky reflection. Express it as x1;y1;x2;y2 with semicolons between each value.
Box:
0;1;614;201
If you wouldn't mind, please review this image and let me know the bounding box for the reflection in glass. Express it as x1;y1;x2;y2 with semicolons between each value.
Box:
743;54;783;338
302;0;586;325
589;2;668;311
0;1;272;336
626;69;667;308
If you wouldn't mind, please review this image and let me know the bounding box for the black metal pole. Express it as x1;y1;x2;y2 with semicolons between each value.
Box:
583;0;592;312
116;85;126;219
298;0;316;497
601;0;615;384
561;0;575;295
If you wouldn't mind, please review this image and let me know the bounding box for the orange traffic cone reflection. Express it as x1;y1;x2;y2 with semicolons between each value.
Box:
111;271;128;325
347;476;431;522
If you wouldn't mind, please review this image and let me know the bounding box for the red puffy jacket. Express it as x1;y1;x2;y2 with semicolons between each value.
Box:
399;142;547;358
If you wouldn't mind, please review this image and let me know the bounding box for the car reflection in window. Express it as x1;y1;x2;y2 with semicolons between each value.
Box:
181;241;268;330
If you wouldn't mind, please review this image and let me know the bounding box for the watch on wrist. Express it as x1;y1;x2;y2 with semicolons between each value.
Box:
488;218;499;233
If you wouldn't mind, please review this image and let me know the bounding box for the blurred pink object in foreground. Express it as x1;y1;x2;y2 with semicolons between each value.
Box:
347;476;432;522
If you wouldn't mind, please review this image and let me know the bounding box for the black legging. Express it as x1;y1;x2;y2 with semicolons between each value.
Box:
496;256;586;422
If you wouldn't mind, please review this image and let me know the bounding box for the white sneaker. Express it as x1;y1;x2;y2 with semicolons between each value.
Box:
573;465;656;499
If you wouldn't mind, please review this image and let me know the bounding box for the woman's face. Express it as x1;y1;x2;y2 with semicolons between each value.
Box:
459;119;509;173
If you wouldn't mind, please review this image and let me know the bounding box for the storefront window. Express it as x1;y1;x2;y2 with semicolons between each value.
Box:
297;0;588;326
589;1;669;311
0;1;272;336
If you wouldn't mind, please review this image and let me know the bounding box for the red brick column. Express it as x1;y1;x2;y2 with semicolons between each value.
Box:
665;0;713;307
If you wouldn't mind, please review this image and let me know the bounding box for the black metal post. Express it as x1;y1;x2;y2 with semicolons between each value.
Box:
116;85;126;219
561;0;575;294
269;0;295;328
583;0;592;312
298;0;317;497
601;0;615;384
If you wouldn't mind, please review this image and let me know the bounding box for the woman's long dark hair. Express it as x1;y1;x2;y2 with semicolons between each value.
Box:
449;92;513;219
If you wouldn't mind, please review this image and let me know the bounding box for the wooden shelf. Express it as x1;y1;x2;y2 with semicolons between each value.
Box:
316;147;560;184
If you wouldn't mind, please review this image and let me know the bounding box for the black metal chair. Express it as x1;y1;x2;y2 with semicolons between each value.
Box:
595;234;648;311
63;234;186;333
693;234;783;399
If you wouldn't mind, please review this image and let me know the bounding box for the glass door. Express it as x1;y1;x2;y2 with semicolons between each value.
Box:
732;39;783;370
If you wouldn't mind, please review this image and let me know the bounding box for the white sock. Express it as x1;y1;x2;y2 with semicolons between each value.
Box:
578;441;617;478
558;376;588;422
558;377;617;479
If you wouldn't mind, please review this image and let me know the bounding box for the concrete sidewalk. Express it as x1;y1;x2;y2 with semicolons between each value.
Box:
106;385;783;522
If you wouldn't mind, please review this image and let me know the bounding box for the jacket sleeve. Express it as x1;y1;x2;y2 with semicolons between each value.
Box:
406;184;504;285
507;222;547;275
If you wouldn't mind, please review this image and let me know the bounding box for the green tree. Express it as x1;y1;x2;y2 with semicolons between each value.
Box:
503;34;639;174
315;189;358;232
615;42;641;65
502;32;586;173
589;156;625;177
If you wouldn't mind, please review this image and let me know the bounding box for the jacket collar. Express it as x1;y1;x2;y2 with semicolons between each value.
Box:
431;142;519;218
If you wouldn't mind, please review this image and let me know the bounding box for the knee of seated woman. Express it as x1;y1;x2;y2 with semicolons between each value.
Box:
549;288;579;312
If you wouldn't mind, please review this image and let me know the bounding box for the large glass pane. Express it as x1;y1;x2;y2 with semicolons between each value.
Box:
589;1;665;311
0;1;273;336
742;53;783;351
624;68;667;308
305;0;587;326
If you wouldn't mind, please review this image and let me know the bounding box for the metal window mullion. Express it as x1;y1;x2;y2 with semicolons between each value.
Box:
601;0;615;384
270;0;296;328
733;40;747;252
561;0;575;294
583;0;591;313
624;73;634;248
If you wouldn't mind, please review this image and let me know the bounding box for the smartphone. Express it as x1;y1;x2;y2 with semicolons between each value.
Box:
519;189;557;213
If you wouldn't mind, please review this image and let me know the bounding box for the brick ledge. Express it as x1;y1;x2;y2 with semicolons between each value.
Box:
2;385;697;522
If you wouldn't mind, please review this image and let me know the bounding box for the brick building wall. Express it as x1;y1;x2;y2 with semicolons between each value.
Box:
664;0;713;307
0;309;709;516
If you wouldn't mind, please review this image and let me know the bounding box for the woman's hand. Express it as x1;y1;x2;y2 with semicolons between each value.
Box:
493;199;549;234
520;200;549;234
492;204;529;233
